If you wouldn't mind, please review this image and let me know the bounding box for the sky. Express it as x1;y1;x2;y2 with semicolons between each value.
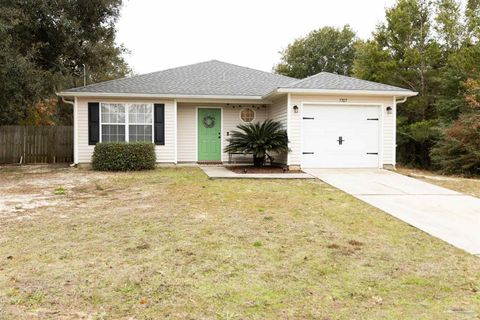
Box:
116;0;397;75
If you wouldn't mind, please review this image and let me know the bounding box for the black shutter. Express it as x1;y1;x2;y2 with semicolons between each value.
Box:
88;102;100;145
154;103;165;145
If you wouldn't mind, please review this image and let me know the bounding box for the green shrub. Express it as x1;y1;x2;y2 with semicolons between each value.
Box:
224;120;289;167
92;142;156;171
431;114;480;176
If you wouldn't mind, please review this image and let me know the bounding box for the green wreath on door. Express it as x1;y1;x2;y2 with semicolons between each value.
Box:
203;115;215;128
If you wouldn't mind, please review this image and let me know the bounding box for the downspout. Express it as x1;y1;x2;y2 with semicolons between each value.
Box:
62;96;75;106
391;96;408;170
60;96;76;166
395;96;408;104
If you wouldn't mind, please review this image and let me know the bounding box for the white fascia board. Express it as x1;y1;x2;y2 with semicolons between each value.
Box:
56;91;266;101
271;88;418;97
175;98;271;104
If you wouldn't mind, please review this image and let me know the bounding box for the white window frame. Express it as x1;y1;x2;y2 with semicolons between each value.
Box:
127;103;155;143
99;102;154;143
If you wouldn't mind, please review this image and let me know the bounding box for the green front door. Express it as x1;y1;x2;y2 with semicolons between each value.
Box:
198;108;221;161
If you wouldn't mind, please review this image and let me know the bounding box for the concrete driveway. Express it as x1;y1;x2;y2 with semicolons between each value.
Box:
304;169;480;256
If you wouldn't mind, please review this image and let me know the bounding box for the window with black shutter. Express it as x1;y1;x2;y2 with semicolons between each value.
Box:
154;104;165;145
88;102;100;145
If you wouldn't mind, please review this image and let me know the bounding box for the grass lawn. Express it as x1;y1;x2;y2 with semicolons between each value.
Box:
0;166;479;319
396;167;480;198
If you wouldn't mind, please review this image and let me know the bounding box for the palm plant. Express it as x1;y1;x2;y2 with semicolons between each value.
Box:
225;119;289;167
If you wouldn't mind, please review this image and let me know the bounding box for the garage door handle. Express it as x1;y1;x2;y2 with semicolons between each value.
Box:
367;118;379;121
367;152;378;155
302;152;314;154
303;117;314;120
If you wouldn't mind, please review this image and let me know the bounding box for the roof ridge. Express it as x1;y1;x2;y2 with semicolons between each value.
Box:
281;71;328;87
208;59;298;81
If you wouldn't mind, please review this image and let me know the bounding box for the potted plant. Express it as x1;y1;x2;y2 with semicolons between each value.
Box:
224;120;289;167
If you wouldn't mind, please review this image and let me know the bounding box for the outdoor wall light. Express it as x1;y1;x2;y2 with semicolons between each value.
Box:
386;106;393;114
293;105;299;113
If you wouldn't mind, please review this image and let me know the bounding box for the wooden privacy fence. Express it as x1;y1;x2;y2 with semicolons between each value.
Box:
0;126;73;164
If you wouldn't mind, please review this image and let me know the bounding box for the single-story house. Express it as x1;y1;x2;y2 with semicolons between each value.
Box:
58;60;417;169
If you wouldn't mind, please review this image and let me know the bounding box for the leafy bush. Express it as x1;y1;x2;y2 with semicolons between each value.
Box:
92;142;156;171
431;79;480;176
431;114;480;176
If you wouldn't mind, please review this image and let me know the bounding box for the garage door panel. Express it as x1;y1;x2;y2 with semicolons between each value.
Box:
302;105;380;168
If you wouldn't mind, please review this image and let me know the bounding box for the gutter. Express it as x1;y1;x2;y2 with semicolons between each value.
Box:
266;88;418;98
57;89;418;102
56;91;266;101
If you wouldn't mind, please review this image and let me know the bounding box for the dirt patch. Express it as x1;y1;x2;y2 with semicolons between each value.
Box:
0;164;112;218
227;165;303;174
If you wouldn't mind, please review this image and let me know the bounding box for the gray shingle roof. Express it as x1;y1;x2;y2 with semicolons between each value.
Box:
64;60;297;97
280;72;411;92
62;61;414;97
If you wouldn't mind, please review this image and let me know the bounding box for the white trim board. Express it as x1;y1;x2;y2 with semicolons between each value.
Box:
287;93;291;166
58;91;269;101
275;88;418;97
392;96;397;166
174;99;178;164
73;97;78;164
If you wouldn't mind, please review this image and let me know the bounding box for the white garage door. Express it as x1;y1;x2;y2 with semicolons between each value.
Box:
302;104;380;168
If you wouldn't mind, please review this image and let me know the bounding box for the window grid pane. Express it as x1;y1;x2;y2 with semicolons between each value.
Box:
129;104;152;124
101;103;125;124
102;125;125;142
129;125;152;142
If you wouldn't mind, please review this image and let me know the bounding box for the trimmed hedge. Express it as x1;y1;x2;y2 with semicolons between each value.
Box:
92;142;156;171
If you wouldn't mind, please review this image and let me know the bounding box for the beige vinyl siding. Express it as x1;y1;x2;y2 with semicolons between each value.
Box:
266;95;288;165
176;104;196;162
75;97;175;163
289;94;396;166
176;103;267;162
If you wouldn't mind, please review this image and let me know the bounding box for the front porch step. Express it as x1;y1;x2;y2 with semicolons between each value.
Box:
197;161;223;166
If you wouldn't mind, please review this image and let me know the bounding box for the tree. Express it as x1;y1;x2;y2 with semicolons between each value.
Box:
274;25;357;78
0;0;131;125
465;0;480;42
0;6;51;125
436;42;480;123
431;78;480;175
434;0;480;124
354;0;443;167
224;120;289;167
434;0;463;51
